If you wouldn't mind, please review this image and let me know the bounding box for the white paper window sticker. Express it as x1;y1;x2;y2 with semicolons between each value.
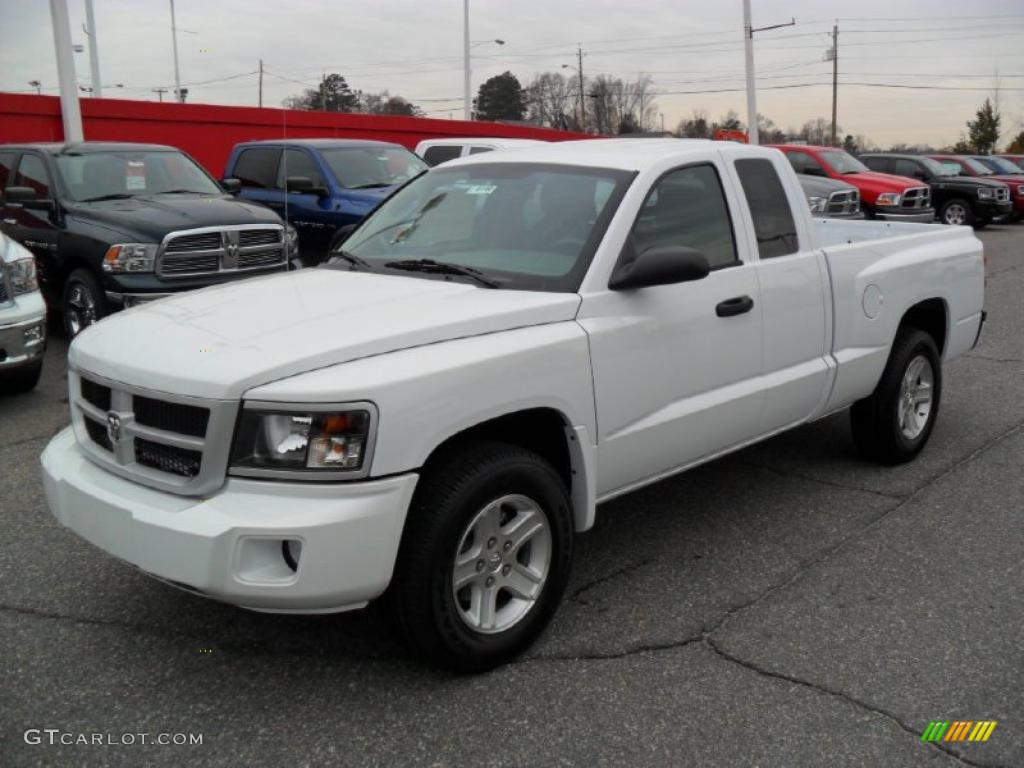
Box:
125;161;146;191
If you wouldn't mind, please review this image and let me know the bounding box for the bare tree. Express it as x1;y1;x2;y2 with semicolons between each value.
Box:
524;72;574;130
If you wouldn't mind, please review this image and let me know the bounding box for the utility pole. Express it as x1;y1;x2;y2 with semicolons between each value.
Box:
577;44;585;132
152;87;168;102
169;0;182;102
258;59;263;107
49;0;84;142
84;0;102;97
830;24;839;146
742;1;795;145
29;80;42;95
463;0;471;120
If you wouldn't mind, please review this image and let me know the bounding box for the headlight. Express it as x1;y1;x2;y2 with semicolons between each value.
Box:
977;187;995;199
1017;185;1024;196
103;243;157;273
808;196;827;213
8;257;39;295
229;404;375;479
285;224;299;258
876;192;901;206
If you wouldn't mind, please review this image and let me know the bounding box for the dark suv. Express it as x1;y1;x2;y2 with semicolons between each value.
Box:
860;153;1011;227
0;142;297;337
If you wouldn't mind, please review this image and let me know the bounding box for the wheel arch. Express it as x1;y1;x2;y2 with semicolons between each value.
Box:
898;297;948;355
418;407;596;532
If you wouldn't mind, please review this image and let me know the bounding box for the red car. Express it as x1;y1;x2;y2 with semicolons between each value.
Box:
929;155;1024;220
770;145;934;222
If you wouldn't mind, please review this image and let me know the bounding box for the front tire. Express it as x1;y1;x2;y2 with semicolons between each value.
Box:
850;328;942;464
0;360;43;394
939;198;973;227
62;268;106;339
388;442;574;671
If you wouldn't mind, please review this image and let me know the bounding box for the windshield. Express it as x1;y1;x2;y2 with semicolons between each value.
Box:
55;150;221;201
939;156;993;175
321;147;427;189
818;150;869;174
976;156;1023;174
918;157;955;176
334;163;634;291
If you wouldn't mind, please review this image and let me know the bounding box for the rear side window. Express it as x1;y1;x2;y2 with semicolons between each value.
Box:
0;152;16;192
422;145;462;166
15;154;51;199
734;158;798;259
631;163;738;269
468;146;494;155
232;147;281;188
862;156;891;173
893;159;922;179
785;150;821;175
277;149;323;187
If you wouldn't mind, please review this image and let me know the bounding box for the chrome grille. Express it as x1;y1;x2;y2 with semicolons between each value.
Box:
70;370;237;495
157;225;286;278
901;187;931;209
827;189;860;215
0;271;8;304
994;186;1010;202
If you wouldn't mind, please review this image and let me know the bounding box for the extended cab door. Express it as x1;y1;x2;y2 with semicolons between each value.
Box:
578;161;765;497
231;145;285;213
1;152;60;290
728;152;832;433
277;147;335;259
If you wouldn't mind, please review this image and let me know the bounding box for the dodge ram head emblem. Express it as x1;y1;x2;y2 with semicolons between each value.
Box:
222;230;240;269
106;412;122;444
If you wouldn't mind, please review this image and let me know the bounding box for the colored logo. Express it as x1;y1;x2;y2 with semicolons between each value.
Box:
921;721;997;742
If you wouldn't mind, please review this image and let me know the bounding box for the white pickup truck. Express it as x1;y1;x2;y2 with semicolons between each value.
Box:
41;139;985;670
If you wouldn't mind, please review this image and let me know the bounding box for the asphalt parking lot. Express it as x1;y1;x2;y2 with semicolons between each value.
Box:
2;225;1023;768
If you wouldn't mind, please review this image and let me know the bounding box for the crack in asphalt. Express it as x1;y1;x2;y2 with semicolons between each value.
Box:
568;558;655;605
964;353;1024;364
702;637;1010;768
526;633;704;663
0;430;58;451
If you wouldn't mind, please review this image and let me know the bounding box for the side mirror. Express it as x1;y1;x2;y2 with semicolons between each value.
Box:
609;244;710;291
285;176;328;197
221;177;242;193
4;186;54;210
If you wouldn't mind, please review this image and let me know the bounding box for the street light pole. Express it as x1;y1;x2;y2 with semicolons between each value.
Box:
84;0;102;97
742;0;758;144
463;0;471;120
49;0;83;142
170;0;183;102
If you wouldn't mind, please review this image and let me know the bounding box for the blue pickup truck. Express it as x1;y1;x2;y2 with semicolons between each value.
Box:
222;139;427;265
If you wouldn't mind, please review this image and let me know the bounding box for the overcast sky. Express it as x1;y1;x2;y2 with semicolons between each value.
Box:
2;0;1023;147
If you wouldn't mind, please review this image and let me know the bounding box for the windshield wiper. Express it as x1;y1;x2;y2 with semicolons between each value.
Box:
331;250;372;270
383;258;499;288
79;193;135;202
349;182;392;190
153;189;213;194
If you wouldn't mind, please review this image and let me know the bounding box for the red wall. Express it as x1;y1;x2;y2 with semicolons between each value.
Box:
0;93;589;177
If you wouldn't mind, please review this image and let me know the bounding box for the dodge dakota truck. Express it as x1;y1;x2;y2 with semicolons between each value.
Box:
41;140;985;671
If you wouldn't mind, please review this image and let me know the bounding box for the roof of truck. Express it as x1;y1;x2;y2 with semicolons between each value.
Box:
416;138;542;148
233;139;402;149
444;137;749;172
0;142;180;154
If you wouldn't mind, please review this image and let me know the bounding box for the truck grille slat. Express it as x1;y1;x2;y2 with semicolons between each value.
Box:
135;438;202;478
0;277;8;304
158;226;286;278
901;187;931;209
133;395;210;438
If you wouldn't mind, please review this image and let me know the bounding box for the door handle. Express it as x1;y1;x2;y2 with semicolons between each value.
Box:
716;295;754;317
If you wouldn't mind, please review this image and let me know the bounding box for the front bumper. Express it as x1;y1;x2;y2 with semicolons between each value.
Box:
874;207;936;223
0;291;47;370
974;199;1013;220
102;266;289;309
41;427;418;613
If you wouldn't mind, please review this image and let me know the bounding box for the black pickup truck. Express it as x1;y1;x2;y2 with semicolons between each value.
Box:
0;142;297;337
859;153;1011;228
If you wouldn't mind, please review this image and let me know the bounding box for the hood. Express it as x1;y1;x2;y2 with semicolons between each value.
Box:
64;194;282;243
69;268;581;400
833;170;924;194
798;176;856;196
933;175;1008;189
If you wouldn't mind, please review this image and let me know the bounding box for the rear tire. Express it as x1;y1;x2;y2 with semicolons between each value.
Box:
0;360;43;394
388;441;574;671
939;198;973;227
850;328;942;464
62;268;106;339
